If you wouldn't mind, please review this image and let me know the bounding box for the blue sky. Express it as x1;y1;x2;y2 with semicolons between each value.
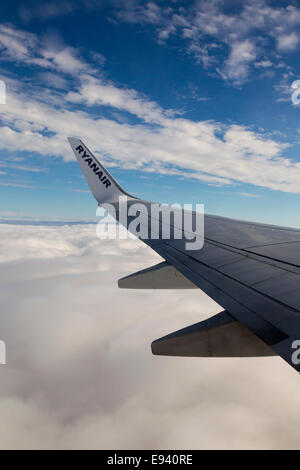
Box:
1;0;300;225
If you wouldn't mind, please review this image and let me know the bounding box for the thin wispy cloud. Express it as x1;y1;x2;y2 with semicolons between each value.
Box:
0;162;44;172
0;181;35;189
237;192;262;198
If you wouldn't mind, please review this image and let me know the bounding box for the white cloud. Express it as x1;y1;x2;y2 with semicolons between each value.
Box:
0;24;91;76
0;223;300;449
0;224;92;263
220;40;256;84
0;24;37;61
66;75;173;123
277;32;299;51
254;60;273;68
116;0;163;25
42;45;88;74
37;72;69;89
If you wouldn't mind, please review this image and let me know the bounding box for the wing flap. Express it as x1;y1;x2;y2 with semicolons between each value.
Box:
118;261;196;289
152;310;276;357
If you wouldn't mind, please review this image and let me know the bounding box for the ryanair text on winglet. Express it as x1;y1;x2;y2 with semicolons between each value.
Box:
75;145;112;189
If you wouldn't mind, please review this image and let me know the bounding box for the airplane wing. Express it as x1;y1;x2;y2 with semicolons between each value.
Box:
68;137;300;373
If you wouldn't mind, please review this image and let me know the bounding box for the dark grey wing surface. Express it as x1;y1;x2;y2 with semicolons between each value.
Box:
69;138;300;373
123;201;300;371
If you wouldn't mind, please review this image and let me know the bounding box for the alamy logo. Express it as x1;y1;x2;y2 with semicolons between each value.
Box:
291;80;300;105
291;340;300;365
0;80;6;104
0;340;6;365
96;196;205;250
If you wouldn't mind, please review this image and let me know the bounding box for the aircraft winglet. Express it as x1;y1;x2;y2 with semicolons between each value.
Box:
68;137;130;204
